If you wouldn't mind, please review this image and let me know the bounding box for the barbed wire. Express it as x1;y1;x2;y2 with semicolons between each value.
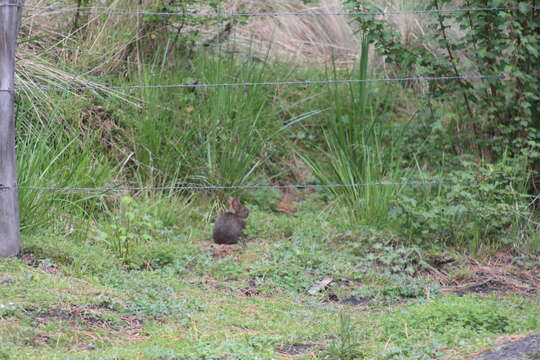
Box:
2;73;524;93
0;180;449;192
0;4;533;18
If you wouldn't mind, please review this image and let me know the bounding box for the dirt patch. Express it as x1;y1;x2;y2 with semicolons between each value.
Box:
472;334;540;360
421;253;540;296
276;186;306;215
276;343;319;355
202;244;242;259
322;293;373;306
28;304;143;332
242;280;261;296
0;275;14;285
32;307;116;328
188;277;267;298
339;296;373;306
21;305;145;350
20;248;71;274
458;279;513;295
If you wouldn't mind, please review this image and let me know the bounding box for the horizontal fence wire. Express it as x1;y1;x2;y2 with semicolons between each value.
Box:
1;4;534;18
0;180;450;192
3;73;528;93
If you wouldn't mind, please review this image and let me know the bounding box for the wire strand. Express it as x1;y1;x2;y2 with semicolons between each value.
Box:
4;73;521;93
6;5;531;18
0;180;450;192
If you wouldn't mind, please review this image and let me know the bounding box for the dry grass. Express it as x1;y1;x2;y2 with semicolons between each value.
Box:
223;0;432;69
15;0;440;94
224;0;359;66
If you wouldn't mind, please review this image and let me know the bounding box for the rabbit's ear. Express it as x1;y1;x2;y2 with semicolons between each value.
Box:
228;197;239;211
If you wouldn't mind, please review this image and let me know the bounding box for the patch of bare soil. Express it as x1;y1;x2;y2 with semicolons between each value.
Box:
338;296;373;306
28;304;143;333
471;334;540;360
276;343;320;355
20;249;65;274
422;253;540;296
22;304;145;350
276;186;305;216
203;244;242;259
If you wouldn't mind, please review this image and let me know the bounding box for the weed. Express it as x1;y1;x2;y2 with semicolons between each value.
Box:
94;196;179;268
319;313;366;360
0;303;18;318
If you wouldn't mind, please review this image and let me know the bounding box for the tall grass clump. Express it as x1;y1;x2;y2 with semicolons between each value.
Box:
124;50;283;194
16;115;113;232
304;38;402;226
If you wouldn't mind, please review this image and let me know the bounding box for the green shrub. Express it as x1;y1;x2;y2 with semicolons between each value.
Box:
94;196;178;268
394;158;531;251
346;0;540;170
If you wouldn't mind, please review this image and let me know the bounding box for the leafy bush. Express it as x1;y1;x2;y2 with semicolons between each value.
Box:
345;0;540;170
393;158;531;251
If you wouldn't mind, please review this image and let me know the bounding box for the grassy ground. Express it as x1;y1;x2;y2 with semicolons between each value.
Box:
2;195;540;359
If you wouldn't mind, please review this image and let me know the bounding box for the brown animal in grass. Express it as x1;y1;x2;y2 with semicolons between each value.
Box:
213;197;249;245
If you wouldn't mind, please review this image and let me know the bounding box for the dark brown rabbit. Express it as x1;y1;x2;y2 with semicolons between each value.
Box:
213;197;250;244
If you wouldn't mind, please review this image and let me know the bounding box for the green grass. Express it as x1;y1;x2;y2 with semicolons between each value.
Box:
2;195;539;359
302;38;404;227
16;118;113;232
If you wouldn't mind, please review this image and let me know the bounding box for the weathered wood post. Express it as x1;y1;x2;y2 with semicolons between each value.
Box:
0;0;22;257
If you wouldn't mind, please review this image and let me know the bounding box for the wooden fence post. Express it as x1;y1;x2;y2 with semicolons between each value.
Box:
0;0;22;257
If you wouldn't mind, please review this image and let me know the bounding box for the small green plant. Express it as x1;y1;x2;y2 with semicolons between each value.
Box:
95;196;176;267
319;313;366;360
364;244;429;276
0;303;17;318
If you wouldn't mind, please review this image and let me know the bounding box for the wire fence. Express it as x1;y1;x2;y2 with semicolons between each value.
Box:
4;73;525;93
1;2;537;194
7;4;534;18
0;180;450;192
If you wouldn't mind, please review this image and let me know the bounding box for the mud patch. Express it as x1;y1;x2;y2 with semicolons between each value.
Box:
460;280;512;295
32;308;118;328
323;293;373;306
189;277;266;298
472;334;540;360
276;343;319;355
242;280;261;296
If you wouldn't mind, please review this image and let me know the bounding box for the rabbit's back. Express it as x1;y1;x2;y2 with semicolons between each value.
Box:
213;213;245;244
